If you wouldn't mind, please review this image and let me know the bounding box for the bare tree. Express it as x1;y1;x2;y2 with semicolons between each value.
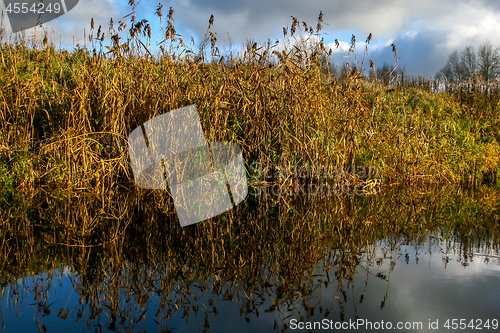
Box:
438;43;500;82
440;50;466;82
377;62;391;84
477;41;500;82
461;46;477;79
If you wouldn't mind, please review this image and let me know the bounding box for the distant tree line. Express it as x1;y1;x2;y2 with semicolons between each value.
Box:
436;41;500;82
374;62;394;85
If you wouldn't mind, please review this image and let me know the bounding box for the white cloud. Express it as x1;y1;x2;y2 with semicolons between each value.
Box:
405;31;418;39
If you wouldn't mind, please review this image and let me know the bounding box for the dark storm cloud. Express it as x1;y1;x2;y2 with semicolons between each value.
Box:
163;0;422;41
479;0;500;10
366;30;450;77
5;0;498;77
139;0;499;76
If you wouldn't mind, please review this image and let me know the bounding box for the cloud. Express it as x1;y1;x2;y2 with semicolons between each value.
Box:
55;0;122;44
365;30;449;77
3;0;499;76
159;0;420;41
1;0;122;47
137;0;500;76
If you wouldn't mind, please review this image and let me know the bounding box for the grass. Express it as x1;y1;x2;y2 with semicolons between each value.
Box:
0;4;499;194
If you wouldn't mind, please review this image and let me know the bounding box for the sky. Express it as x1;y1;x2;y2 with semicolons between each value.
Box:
1;0;500;77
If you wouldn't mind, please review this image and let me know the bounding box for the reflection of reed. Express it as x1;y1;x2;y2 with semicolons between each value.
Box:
0;185;499;331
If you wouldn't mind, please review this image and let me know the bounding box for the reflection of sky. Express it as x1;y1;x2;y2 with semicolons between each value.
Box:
1;233;499;332
286;237;500;332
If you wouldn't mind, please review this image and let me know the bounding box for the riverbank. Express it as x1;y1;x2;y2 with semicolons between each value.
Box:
1;14;499;194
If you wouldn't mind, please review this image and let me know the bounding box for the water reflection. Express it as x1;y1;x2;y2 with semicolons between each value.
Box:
0;185;499;332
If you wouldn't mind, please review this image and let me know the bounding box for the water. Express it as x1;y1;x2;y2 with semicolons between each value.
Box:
0;185;499;332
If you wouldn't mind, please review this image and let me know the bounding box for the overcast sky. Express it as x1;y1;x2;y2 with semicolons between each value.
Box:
2;0;500;77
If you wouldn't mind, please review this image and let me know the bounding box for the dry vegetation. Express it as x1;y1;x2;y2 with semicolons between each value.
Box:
0;4;499;195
